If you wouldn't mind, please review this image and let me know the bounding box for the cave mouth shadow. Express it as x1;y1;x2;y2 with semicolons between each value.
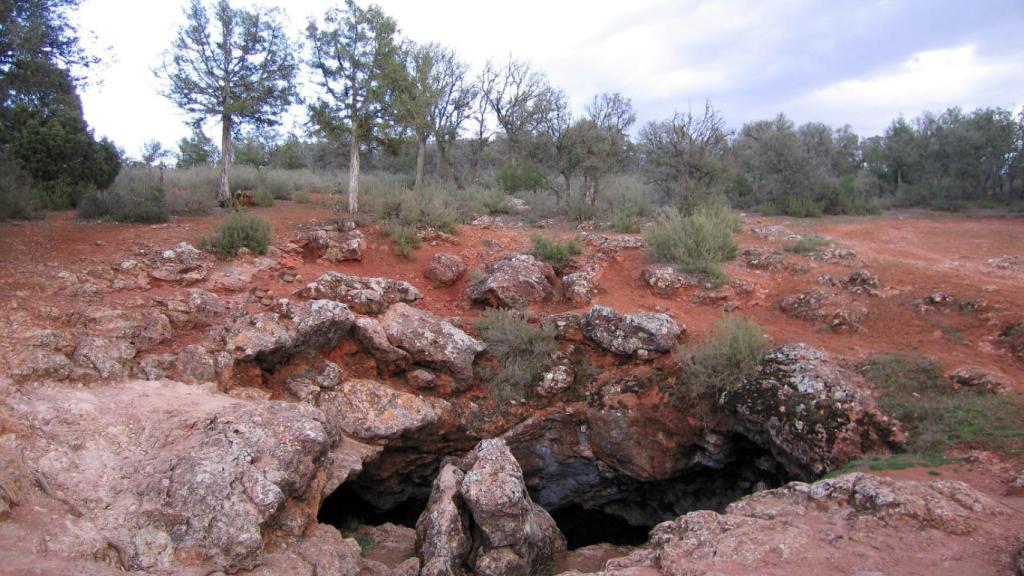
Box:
550;505;653;549
317;481;427;531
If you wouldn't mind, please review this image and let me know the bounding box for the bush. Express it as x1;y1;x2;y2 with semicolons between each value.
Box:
207;212;271;256
291;189;312;204
78;169;168;223
0;155;40;220
473;309;558;402
529;234;582;271
165;185;217;216
646;202;739;286
861;354;1024;454
252;187;275;207
380;219;420;259
784;235;828;254
612;203;642;233
676;316;771;401
497;160;545;193
764;194;825;218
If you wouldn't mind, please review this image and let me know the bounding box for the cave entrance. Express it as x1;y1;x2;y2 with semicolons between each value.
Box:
550;505;652;549
317;482;427;530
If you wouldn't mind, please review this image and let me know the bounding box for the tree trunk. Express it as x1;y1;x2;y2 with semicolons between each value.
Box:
560;173;570;204
219;114;233;205
588;176;599;207
348;133;360;214
438;141;464;190
414;133;427;191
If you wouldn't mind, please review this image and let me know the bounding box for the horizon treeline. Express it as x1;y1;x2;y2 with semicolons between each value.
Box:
3;0;1023;221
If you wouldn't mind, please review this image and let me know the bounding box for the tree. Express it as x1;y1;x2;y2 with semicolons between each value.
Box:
307;0;402;213
577;92;636;205
480;56;557;160
177;127;218;168
141;140;173;167
640;102;729;206
159;0;298;204
427;46;476;188
395;42;441;190
0;0;119;211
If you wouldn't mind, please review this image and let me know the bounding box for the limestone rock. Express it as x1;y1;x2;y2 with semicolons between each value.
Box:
223;299;354;368
580;305;683;356
465;254;558;308
296;271;422;314
425;253;468;286
316;379;451;442
724;343;904;477
416;439;566;576
641;266;699;297
353;316;412;375
379;303;485;386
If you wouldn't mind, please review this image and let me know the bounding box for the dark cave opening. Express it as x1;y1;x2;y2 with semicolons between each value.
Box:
550;505;653;549
317;481;427;530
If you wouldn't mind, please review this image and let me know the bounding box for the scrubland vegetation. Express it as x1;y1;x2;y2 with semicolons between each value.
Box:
3;0;1023;227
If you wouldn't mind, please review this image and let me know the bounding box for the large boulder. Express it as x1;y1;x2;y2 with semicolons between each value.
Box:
378;303;485;387
316;379;452;442
0;379;378;574
224;299;354;368
465;254;557;308
416;439;565;576
565;473;1011;576
724;343;903;477
296;271;422;315
580;305;683;356
425;253;467;287
299;226;365;262
353;316;412;375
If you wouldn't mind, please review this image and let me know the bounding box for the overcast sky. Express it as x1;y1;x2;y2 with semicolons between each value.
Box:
76;0;1024;157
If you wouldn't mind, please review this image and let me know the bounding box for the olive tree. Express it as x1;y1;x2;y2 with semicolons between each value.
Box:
307;0;402;213
159;0;298;205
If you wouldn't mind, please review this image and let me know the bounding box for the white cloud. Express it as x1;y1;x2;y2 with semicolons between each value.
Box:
786;44;1024;134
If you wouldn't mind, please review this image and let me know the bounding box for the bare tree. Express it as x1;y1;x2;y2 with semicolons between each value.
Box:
427;46;476;189
480;56;556;160
575;92;636;205
160;0;297;205
640;101;730;205
467;74;493;185
307;0;401;213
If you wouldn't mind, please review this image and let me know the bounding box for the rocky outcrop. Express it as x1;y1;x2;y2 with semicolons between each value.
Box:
465;254;558;308
353;316;412;375
224;299;354;368
425;253;467;286
724;343;903;477
562;473;1010;576
317;379;452;442
296;271;422;315
0;379;379;575
148;242;208;285
299;225;365;262
642;266;700;297
416;439;566;576
562;270;599;305
580;305;683;356
379;303;485;387
778;288;868;331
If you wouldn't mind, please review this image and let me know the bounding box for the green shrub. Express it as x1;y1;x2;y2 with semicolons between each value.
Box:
208;212;271;256
861;354;1024;454
784;235;828;254
497;160;545;193
252;187;275;207
612;203;642;233
291;189;312;204
645;202;739;286
78;169;168;223
473;309;558;402
529;234;582;271
765;194;824;217
676;316;771;402
229;165;259;193
0;155;40;220
380;219;420;259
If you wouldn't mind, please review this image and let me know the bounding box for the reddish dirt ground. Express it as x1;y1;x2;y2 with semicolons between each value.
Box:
2;203;1023;480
